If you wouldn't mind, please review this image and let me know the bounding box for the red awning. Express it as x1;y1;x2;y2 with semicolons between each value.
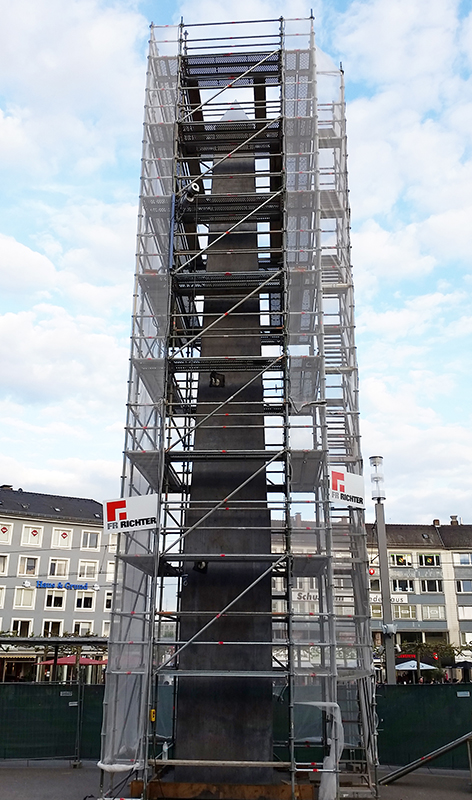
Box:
38;655;107;665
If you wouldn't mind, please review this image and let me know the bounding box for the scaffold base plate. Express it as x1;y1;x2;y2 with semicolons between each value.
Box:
130;781;316;800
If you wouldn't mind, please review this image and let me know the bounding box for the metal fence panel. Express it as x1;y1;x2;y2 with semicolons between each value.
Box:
0;684;104;760
376;684;472;769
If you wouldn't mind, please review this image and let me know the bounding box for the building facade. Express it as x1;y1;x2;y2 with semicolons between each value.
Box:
0;486;111;680
367;517;472;654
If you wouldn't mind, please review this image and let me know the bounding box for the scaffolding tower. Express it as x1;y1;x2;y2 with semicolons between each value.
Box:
99;16;376;800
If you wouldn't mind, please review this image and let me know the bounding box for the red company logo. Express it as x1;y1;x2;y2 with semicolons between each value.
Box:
107;500;127;523
331;471;345;493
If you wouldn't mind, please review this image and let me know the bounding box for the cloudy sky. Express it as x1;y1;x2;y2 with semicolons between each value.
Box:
0;0;471;524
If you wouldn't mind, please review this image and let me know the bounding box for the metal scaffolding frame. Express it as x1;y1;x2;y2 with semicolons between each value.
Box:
99;16;375;800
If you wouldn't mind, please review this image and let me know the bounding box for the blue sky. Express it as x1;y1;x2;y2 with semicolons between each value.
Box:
0;0;471;524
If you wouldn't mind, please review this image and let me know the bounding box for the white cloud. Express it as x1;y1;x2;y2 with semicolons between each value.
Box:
0;451;121;502
0;304;129;404
0;234;57;294
352;221;437;297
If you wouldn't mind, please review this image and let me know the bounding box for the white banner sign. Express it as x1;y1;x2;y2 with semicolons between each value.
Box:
329;468;364;508
104;495;158;532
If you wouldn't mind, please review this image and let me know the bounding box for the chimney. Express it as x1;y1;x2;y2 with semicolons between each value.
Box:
433;519;440;527
294;512;302;527
450;515;459;526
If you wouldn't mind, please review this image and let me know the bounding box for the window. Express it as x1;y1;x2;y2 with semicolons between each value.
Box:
45;589;65;610
104;590;113;611
11;619;32;636
18;556;39;577
48;558;69;578
74;620;93;636
21;525;43;547
43;620;63;637
457;580;472;593
81;530;100;551
392;579;415;593
13;587;36;609
78;560;98;581
370;604;382;619
76;591;95;611
102;620;111;637
0;586;5;608
370;578;380;592
461;632;472;647
419;554;441;566
422;605;446;620
390;553;412;566
108;533;118;553
421;579;443;593
51;527;73;549
105;561;115;583
0;523;12;545
0;555;8;576
459;607;472;620
393;604;417;619
455;553;472;566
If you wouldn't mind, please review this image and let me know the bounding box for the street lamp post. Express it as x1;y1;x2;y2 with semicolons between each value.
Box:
370;456;396;685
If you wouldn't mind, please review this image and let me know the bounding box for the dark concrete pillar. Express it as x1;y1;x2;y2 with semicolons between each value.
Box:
174;129;273;784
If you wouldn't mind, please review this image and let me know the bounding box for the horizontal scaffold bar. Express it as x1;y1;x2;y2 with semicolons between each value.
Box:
168;356;284;373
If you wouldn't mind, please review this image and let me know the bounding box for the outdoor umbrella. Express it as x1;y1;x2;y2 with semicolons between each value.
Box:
395;660;435;671
38;655;107;665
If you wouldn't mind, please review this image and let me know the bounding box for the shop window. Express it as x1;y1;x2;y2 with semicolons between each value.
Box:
14;587;35;609
392;579;415;592
73;620;93;636
457;580;472;593
419;554;441;567
422;605;446;620
21;525;43;547
43;620;63;636
104;590;113;611
51;527;72;549
0;523;13;545
390;553;412;566
393;604;417;620
11;619;32;636
421;579;443;593
18;556;39;577
81;530;100;550
76;591;95;611
45;590;65;610
78;560;98;580
454;553;472;566
49;558;69;578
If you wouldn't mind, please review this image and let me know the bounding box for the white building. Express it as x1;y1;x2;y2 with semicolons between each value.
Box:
0;485;112;681
367;516;472;654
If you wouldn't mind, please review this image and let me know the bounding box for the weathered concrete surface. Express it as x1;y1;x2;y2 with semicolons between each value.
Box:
174;149;273;784
0;760;102;800
0;762;469;800
376;766;471;799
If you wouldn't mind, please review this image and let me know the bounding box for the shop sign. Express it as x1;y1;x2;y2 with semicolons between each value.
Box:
329;469;364;508
104;495;158;532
